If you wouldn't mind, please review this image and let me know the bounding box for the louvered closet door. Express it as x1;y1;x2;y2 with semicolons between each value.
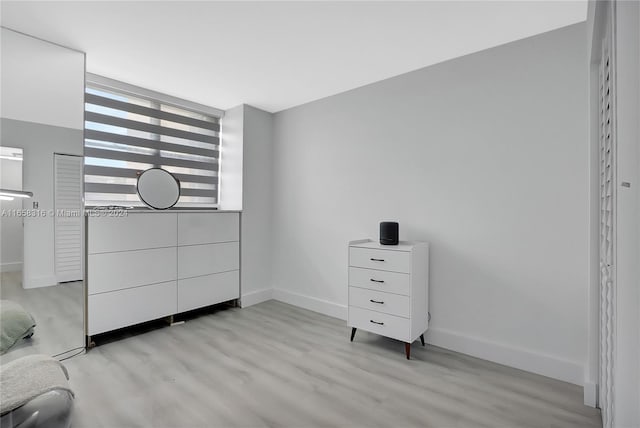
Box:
55;154;83;282
598;28;616;428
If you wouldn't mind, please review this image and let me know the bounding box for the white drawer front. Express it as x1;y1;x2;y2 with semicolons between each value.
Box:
178;241;239;279
178;213;239;246
88;281;177;335
88;213;177;254
88;247;177;295
349;247;410;273
348;306;410;342
349;287;410;318
349;267;410;296
178;270;239;312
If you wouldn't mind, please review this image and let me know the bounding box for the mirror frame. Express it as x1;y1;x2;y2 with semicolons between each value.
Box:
136;167;181;210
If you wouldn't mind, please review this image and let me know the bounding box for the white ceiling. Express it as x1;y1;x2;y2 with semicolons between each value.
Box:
1;1;587;113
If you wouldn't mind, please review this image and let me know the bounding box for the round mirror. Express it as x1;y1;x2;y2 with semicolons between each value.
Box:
136;168;180;210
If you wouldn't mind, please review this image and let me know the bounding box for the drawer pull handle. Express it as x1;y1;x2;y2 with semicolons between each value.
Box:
370;258;385;262
370;279;384;283
370;320;384;325
369;299;384;304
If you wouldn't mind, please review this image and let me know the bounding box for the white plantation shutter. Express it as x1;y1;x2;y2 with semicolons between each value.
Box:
84;74;223;208
55;154;83;282
599;30;616;428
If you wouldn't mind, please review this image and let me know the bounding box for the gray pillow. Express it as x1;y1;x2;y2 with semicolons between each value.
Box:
0;300;36;354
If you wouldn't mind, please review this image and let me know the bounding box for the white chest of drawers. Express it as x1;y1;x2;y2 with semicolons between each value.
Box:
348;239;429;359
87;211;239;338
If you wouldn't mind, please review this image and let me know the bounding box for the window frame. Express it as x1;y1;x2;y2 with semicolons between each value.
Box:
84;73;224;209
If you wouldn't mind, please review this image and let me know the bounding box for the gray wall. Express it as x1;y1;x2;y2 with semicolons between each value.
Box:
1;119;83;287
221;105;275;305
0;155;23;271
271;23;588;384
241;105;274;304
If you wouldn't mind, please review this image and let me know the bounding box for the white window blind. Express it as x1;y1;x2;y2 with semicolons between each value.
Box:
599;32;615;428
84;75;222;208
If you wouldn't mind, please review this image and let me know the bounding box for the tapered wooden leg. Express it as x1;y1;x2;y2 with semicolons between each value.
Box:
420;334;425;346
404;342;411;360
350;327;357;342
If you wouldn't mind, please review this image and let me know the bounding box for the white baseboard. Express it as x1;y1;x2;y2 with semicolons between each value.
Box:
426;327;584;386
22;275;58;289
583;380;597;407
272;288;347;320
0;262;22;273
240;288;273;308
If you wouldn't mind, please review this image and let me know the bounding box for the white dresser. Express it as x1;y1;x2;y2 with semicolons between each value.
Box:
348;239;429;359
87;211;240;338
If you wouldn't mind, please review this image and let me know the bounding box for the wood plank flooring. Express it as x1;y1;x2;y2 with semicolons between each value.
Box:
64;300;601;428
0;271;84;363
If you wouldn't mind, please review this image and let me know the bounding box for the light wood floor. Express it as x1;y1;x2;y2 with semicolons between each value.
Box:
64;300;601;428
0;271;84;363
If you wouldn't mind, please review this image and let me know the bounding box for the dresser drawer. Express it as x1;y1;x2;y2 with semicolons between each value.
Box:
88;247;177;295
349;267;410;296
178;270;239;312
178;213;239;246
88;281;177;335
88;213;177;254
349;287;410;318
178;241;239;279
348;306;410;342
349;247;410;273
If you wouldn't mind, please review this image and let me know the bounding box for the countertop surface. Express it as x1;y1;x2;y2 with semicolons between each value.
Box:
349;238;427;251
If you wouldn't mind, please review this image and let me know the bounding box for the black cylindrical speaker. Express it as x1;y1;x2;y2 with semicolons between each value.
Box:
379;222;399;245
